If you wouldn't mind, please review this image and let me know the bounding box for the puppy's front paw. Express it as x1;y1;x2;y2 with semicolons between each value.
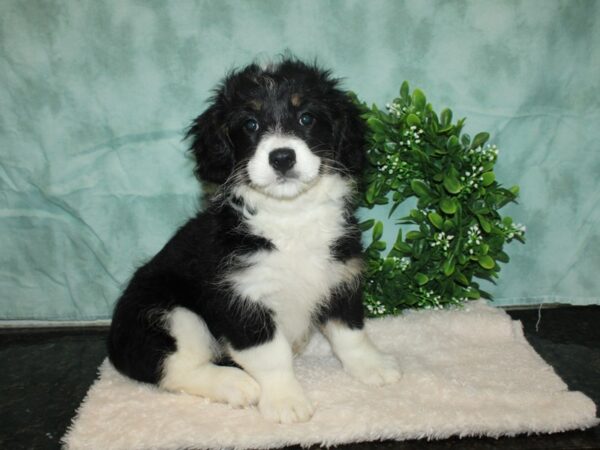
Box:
258;383;314;424
212;366;261;407
346;353;402;386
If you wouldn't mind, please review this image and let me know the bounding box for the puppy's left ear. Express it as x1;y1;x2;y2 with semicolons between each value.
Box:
334;97;367;177
186;104;234;185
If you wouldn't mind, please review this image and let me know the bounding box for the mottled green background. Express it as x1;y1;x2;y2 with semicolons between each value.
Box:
1;0;599;321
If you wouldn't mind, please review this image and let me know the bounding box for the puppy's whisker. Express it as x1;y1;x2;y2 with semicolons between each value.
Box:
319;156;353;178
212;162;250;207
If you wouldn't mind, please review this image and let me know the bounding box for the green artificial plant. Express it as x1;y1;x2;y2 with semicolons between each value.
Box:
353;82;525;317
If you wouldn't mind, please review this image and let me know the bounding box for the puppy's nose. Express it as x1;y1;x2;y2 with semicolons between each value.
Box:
269;148;296;174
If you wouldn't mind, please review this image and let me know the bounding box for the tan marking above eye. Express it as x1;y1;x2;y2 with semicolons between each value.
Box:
291;93;302;107
249;100;263;111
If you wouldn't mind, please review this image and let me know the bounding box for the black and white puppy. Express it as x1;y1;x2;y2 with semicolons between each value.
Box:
108;59;400;424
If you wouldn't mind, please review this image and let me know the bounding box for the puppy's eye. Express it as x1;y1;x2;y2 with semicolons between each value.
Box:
299;112;315;127
243;118;259;132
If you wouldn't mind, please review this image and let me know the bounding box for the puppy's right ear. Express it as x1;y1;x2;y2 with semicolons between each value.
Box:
186;104;234;184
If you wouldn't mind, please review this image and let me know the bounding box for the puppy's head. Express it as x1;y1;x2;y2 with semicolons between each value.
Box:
186;59;365;199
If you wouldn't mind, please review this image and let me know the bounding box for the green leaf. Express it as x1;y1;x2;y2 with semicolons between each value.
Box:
417;196;433;209
365;184;376;205
483;161;495;172
471;132;490;149
410;180;431;198
479;289;493;300
388;200;402;218
509;185;520;196
409;209;425;221
455;271;470;286
411;148;429;163
440;197;458;214
443;257;456;276
443;173;463;194
440;108;452;126
478;255;495;269
406;113;421;126
372;221;384;241
400;81;409;100
477;214;492;233
394;241;412;254
466;288;481;299
443;219;455;231
428;212;444;229
481;172;495;186
394;228;403;245
405;294;419;305
496;251;510;263
367;117;386;134
358;219;375;232
446;135;461;152
382;258;395;273
412;89;426;110
367;248;381;259
406;230;424;240
371;240;387;251
415;272;429;285
383;142;397;153
461;133;471;147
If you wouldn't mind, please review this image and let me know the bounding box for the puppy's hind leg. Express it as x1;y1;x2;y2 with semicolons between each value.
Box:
160;307;260;407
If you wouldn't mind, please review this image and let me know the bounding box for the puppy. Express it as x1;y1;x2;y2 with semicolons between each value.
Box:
108;59;400;424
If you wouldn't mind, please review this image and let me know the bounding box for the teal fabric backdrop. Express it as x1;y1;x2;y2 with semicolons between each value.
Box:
1;0;599;321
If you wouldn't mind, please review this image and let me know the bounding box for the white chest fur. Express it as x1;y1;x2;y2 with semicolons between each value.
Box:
227;175;362;347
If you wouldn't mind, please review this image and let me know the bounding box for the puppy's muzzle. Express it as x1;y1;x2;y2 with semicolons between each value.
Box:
269;148;296;175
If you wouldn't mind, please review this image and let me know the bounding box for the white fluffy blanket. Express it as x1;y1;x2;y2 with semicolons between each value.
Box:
62;301;598;449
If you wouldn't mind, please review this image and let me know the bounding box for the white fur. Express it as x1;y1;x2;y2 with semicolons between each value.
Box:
229;174;362;348
160;307;260;407
246;133;321;198
230;329;314;424
323;320;402;386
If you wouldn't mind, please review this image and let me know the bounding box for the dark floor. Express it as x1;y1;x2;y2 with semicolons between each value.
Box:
1;306;599;450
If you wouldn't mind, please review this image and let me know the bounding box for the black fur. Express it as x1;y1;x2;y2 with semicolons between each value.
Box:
108;58;367;385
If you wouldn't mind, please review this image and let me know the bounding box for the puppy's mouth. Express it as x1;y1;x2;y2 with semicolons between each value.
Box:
252;172;318;199
246;134;322;199
275;171;299;183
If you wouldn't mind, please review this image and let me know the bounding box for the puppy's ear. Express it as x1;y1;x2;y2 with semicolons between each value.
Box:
334;97;367;177
186;104;234;184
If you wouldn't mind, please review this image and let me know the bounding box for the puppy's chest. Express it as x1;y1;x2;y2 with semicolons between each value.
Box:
241;198;347;296
228;192;352;342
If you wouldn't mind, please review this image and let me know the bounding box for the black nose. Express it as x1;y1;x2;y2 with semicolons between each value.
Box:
268;148;296;174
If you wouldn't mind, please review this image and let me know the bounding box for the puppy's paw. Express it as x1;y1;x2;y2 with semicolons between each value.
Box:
346;353;402;386
258;383;314;424
212;366;261;407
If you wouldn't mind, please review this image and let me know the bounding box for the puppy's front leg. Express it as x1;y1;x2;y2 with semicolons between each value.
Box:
323;320;401;386
320;283;401;386
230;329;314;424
